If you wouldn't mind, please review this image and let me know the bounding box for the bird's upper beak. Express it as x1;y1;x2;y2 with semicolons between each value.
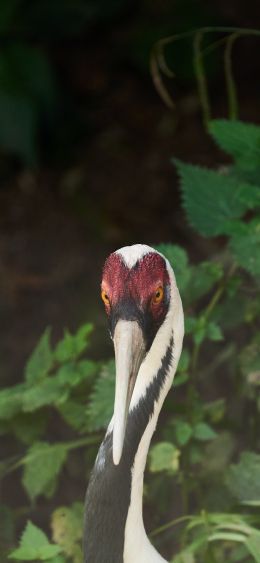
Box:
112;319;146;465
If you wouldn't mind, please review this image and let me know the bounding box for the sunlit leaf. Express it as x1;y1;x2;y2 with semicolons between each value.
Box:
149;442;180;474
25;328;53;384
8;521;61;561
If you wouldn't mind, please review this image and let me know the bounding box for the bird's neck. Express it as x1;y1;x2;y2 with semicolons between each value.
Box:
84;288;184;563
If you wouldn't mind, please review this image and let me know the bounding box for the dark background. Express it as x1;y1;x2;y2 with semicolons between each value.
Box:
0;0;260;544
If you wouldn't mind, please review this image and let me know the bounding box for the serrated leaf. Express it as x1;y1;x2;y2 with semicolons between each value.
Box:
226;452;260;502
55;324;93;363
209;120;260;171
25;328;53;384
86;360;115;431
9;521;61;561
193;422;217;441
149;442;180;474
175;421;193;446
22;442;67;500
22;378;69;412
174;159;253;237
56;360;98;387
230;219;260;278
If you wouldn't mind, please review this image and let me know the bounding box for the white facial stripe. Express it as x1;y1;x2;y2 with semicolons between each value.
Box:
115;244;155;268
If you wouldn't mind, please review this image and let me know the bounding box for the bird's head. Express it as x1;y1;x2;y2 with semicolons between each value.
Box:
101;244;182;465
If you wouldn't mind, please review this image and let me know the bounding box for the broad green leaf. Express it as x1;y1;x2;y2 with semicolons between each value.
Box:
186;261;223;304
25;328;53;384
22;442;67;500
149;442;180;474
193;422;217;441
51;502;83;560
207;322;223;342
55;324;93;363
209;120;260;171
86;360;115;431
226;452;260;503
156;244;191;293
0;384;26;420
56;360;98;387
175;421;193;446
230;219;260;278
58;400;87;432
22;377;69;412
9;521;61;561
174;159;253;237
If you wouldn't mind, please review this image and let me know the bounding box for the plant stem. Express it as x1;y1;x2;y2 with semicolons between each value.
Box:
2;434;101;477
149;515;192;538
191;263;237;375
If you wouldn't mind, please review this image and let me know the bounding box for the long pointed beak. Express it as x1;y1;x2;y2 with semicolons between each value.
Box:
112;320;145;465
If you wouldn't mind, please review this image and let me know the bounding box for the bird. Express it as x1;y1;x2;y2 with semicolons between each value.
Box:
84;244;184;563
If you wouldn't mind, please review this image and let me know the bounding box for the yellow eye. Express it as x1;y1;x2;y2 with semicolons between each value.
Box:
101;290;110;306
153;286;164;304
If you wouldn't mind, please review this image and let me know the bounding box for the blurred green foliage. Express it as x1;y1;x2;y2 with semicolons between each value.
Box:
1;119;260;561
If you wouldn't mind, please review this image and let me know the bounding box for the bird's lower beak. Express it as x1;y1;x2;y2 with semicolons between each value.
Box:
112;320;146;465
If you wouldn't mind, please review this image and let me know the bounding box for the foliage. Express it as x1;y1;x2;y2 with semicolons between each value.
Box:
1;118;260;561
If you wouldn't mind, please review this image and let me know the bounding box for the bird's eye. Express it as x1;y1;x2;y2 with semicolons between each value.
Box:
101;290;110;306
153;286;164;304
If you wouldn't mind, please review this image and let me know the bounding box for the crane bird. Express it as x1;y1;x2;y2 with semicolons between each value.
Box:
84;244;184;563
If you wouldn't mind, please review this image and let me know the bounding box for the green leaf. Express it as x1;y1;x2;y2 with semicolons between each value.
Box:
56;360;98;387
86;360;115;431
22;378;69;412
55;324;93;363
51;502;83;559
230;219;260;278
174;158;253;237
175;421;193;446
177;348;190;373
226;452;260;503
156;244;191;293
0;384;26;420
25;328;53;384
58;400;87;432
193;422;217;441
202;432;236;473
149;442;180;474
245;533;260;563
186;261;223;303
22;442;67;500
209;120;260;171
9;521;61;561
207;322;224;342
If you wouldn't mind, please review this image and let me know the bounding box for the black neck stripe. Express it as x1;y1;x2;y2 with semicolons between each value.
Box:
83;335;173;563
